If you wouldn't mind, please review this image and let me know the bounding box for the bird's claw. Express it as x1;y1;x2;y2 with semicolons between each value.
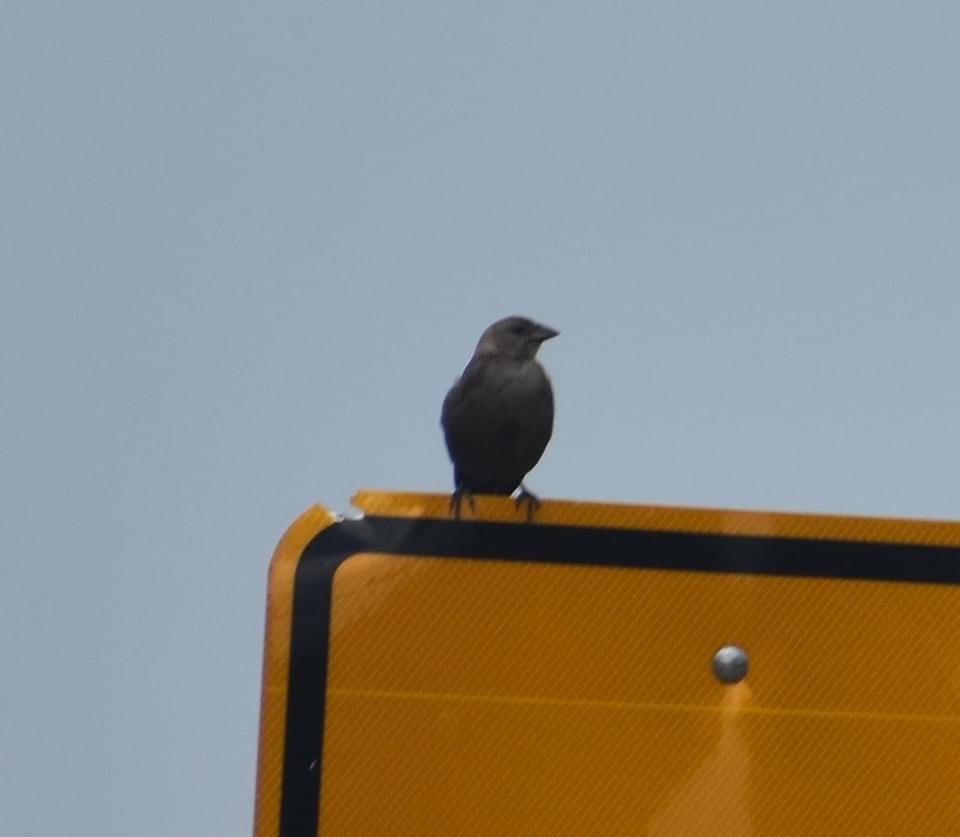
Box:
515;486;541;522
450;488;476;520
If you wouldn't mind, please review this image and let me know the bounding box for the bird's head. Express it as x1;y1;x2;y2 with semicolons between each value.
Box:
475;316;559;361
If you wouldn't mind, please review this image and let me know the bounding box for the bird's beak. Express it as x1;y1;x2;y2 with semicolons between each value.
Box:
533;324;559;343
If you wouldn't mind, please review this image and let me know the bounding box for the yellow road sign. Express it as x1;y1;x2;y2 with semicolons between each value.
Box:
255;492;960;836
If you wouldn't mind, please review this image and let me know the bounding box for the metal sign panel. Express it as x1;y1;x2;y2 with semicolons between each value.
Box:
255;492;960;836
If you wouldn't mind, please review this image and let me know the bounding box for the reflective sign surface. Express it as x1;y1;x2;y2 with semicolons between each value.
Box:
256;493;960;836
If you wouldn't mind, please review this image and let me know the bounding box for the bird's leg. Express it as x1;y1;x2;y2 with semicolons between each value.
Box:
514;484;541;522
450;486;476;519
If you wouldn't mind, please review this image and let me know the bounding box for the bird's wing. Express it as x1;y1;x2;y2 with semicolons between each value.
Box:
441;358;554;492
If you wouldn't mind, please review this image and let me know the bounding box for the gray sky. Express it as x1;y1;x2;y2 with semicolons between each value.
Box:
3;3;960;834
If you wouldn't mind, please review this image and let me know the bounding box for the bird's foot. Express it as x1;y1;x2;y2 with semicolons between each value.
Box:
450;488;476;520
514;485;541;522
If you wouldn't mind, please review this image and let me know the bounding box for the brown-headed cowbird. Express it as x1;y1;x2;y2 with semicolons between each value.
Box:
441;316;558;519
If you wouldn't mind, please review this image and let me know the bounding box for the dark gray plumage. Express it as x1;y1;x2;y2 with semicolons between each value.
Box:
441;316;558;518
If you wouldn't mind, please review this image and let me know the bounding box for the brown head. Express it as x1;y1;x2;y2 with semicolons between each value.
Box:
474;316;559;361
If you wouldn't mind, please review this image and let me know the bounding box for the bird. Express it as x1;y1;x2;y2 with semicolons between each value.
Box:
441;316;558;520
